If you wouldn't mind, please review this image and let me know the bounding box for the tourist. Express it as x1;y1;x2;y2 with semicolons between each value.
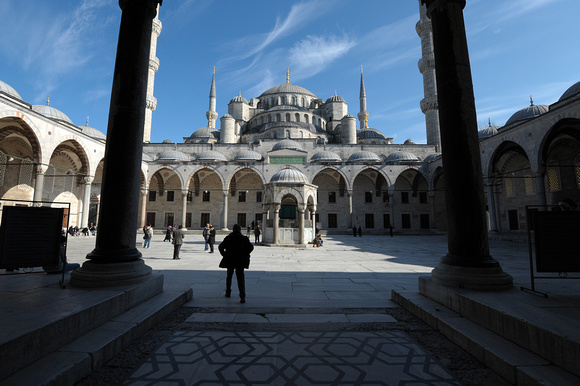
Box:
143;223;152;248
218;224;254;303
164;225;172;242
352;226;357;237
207;225;216;253
203;223;210;251
254;225;261;244
172;225;184;259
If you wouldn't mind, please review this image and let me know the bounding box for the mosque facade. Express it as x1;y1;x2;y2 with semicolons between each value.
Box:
0;3;578;244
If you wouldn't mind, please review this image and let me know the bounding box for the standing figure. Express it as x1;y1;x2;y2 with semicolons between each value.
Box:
218;224;254;303
352;226;357;237
203;223;210;251
254;225;261;244
143;223;152;248
358;226;362;237
389;225;394;237
164;225;172;242
207;225;216;253
172;225;184;259
246;225;251;237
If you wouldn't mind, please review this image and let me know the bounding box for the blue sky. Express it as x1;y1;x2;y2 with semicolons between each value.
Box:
1;0;578;144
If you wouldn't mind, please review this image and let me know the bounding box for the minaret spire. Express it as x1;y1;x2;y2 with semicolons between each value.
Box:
286;67;290;84
206;67;218;128
358;65;368;129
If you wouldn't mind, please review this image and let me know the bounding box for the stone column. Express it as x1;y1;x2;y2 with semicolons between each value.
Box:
33;164;48;204
428;189;437;229
389;188;395;228
221;190;229;230
273;203;280;244
421;0;512;290
535;172;547;208
80;177;93;228
181;190;188;227
298;206;305;245
71;0;161;288
486;182;498;231
347;190;353;228
139;188;148;227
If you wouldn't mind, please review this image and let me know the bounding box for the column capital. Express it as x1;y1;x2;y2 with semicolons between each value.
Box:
83;176;94;184
35;164;49;174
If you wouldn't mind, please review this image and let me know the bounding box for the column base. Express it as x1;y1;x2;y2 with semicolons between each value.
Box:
70;259;152;288
431;260;513;291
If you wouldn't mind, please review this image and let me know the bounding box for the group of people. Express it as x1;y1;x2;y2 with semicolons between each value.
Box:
67;223;97;237
202;223;216;253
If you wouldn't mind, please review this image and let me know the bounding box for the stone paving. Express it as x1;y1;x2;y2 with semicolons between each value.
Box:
58;231;571;385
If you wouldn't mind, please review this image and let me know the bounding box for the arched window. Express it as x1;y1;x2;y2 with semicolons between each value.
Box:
260;117;264;125
304;114;309;123
318;118;321;126
292;96;296;105
286;113;291;122
547;161;561;192
272;132;278;139
295;113;300;122
267;114;272;123
276;113;281;122
302;97;306;107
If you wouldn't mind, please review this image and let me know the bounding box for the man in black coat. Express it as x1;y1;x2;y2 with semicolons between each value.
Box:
218;224;254;303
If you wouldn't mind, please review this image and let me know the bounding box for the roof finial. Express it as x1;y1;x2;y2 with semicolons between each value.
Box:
213;66;215;75
286;67;290;84
361;65;363;74
334;90;337;96
488;117;491;127
46;95;50;106
238;90;241;97
86;116;90;126
530;95;534;106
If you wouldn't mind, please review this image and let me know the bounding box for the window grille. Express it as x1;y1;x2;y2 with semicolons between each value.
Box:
547;161;561;192
18;160;33;191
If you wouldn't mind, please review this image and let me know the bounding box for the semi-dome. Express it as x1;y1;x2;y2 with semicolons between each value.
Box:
559;81;580;101
197;150;228;162
357;128;386;140
385;150;421;163
347;150;381;163
32;99;74;124
0;80;22;100
234;150;262;162
260;83;316;98
310;150;342;164
505;100;548;126
272;138;303;151
270;167;309;183
423;153;442;163
156;150;190;162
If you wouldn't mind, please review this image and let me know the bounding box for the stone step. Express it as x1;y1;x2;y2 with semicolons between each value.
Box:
2;288;191;386
392;290;580;385
184;312;398;324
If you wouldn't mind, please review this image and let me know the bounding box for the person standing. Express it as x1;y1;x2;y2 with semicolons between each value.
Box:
207;225;216;253
389;225;394;237
143;223;152;248
164;225;172;242
254;225;261;244
358;226;362;237
218;224;254;303
172;225;184;259
352;226;357;237
203;223;210;251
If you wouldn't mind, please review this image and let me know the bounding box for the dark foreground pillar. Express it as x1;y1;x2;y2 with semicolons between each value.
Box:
421;0;512;290
71;0;162;287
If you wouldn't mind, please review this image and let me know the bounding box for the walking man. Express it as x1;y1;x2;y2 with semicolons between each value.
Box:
218;224;254;303
203;223;210;251
207;224;216;253
172;225;184;259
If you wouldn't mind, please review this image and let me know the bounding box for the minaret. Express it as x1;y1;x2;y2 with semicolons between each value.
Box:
357;66;369;129
417;1;441;150
206;67;218;128
143;4;162;143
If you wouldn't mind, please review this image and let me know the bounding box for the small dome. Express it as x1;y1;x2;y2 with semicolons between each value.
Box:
347;151;381;163
32;100;74;124
81;124;106;140
559;81;580;101
0;80;22;100
230;92;248;104
357;128;386;140
423;153;442;163
386;151;421;163
235;150;262;162
404;138;415;145
505;100;548;126
222;113;234;119
326;91;345;103
310;150;342;164
162;139;172;143
272;138;303;151
478;124;498;139
156;150;190;162
270;167;309;183
197;150;228;162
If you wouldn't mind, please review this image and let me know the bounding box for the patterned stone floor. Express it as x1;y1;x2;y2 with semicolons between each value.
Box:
122;330;460;385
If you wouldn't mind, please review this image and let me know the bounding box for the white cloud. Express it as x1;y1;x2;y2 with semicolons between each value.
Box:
289;35;355;79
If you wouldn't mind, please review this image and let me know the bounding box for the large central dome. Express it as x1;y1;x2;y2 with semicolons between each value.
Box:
259;82;317;98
